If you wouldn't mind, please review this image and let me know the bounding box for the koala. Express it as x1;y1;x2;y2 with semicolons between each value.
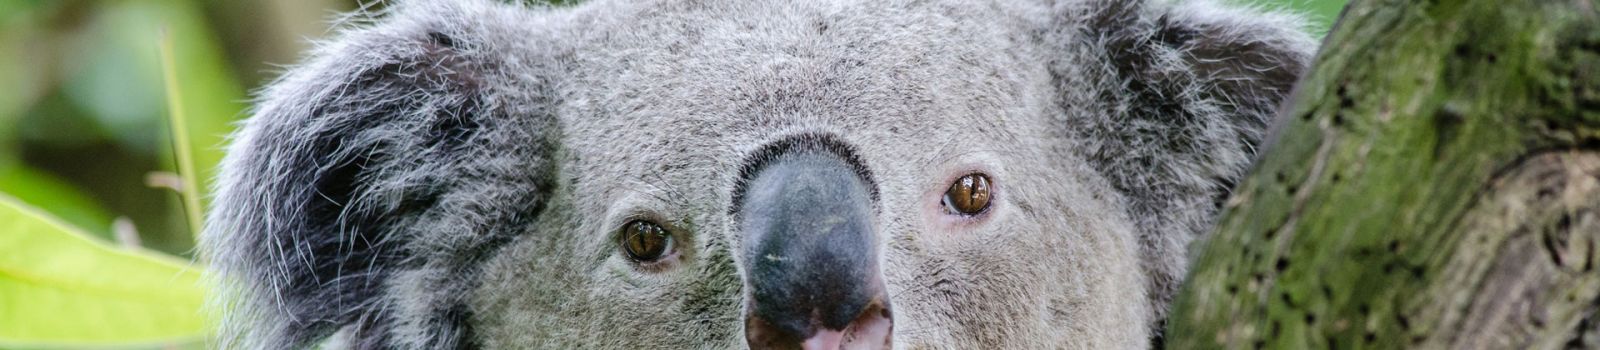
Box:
203;0;1315;348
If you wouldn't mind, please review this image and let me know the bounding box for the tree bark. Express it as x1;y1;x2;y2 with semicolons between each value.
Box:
1166;0;1600;349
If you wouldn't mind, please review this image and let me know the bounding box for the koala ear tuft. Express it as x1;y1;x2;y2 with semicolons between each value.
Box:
1048;0;1318;335
205;2;561;348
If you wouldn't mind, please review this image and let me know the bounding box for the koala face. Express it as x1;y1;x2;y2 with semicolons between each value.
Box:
204;0;1314;349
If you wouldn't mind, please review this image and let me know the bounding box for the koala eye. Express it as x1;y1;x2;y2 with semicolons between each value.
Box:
620;220;674;262
942;173;993;215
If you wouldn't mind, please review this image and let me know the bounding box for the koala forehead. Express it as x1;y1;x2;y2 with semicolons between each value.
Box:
552;0;1065;208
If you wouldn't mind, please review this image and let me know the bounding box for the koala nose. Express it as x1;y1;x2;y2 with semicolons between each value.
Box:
736;147;893;350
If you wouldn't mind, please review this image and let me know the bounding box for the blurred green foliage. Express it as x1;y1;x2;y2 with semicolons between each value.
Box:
1240;0;1348;32
0;194;206;349
0;0;359;257
0;0;1347;348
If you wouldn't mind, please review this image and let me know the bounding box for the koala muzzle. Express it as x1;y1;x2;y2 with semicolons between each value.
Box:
737;148;892;350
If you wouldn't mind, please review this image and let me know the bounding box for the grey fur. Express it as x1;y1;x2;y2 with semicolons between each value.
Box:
203;0;1314;348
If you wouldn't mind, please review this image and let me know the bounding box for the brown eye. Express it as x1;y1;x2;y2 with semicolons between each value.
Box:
942;173;992;215
620;220;673;262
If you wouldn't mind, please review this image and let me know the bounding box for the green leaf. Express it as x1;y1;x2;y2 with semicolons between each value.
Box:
0;165;115;239
0;193;207;348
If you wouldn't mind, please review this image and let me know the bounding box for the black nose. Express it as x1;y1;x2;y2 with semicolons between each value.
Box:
736;147;892;350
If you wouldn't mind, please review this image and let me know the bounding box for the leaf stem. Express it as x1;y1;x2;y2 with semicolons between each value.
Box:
159;28;204;241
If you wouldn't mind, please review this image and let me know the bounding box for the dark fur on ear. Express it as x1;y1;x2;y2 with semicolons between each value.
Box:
1045;0;1318;334
203;1;561;348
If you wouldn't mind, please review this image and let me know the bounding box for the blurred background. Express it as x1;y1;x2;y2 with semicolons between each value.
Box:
0;0;1347;260
1;0;366;258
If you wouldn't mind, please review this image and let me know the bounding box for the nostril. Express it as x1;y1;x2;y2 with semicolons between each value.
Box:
746;315;806;350
836;303;892;350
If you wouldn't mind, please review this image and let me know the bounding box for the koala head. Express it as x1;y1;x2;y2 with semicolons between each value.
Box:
204;0;1314;348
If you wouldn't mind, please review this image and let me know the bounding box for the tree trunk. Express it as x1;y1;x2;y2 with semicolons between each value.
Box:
1165;0;1600;349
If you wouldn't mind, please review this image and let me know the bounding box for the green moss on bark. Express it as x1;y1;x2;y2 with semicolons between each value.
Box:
1166;0;1600;348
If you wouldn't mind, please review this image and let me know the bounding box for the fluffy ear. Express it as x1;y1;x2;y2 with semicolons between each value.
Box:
1046;0;1318;330
203;1;561;348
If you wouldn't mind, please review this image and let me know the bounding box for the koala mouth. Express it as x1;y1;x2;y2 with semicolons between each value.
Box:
747;299;894;350
811;301;894;350
735;138;893;350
